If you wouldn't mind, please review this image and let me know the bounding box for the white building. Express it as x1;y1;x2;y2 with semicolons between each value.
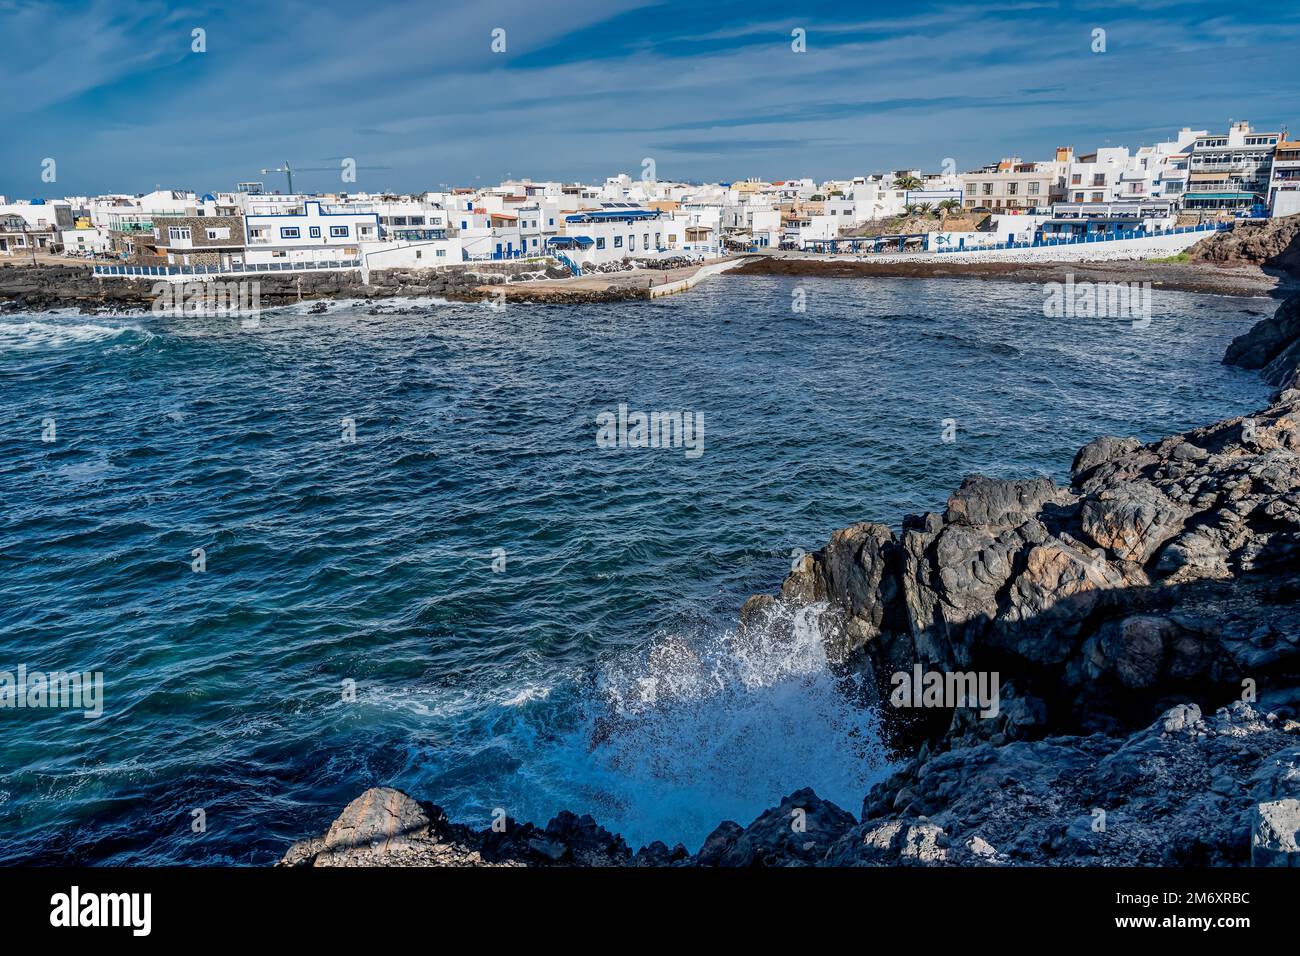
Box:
1268;139;1300;217
549;209;669;266
59;225;112;255
243;200;378;265
456;209;524;259
358;237;464;269
0;200;73;255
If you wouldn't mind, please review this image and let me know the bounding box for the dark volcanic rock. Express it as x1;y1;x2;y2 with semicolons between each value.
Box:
1189;213;1300;276
1224;294;1300;378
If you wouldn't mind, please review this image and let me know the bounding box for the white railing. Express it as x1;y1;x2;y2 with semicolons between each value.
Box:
94;260;362;278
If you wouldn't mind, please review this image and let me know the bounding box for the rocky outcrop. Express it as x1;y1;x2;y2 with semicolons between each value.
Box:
1189;213;1300;276
1223;294;1300;389
284;293;1300;868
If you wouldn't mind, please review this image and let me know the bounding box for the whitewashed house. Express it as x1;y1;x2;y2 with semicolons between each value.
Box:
0;200;73;255
549;209;667;266
457;209;524;259
243;200;378;265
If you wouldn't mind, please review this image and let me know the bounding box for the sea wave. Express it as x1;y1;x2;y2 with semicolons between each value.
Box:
0;317;147;351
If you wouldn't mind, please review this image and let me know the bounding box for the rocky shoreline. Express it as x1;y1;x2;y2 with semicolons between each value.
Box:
0;261;653;312
281;291;1300;868
730;256;1295;298
732;214;1300;298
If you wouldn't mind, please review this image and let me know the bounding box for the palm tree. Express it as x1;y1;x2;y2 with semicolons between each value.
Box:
894;174;923;192
937;198;961;227
903;204;920;218
917;202;934;217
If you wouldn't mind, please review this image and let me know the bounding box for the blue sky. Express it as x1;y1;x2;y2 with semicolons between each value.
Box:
4;0;1299;196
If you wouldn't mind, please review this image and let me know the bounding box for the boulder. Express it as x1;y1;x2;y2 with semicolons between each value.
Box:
1250;799;1300;866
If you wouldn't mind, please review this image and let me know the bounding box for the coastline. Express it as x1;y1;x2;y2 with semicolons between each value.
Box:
281;290;1300;868
5;220;1299;314
729;255;1297;298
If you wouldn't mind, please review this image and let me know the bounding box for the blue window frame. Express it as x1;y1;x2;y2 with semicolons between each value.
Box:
280;227;300;239
330;226;349;238
309;226;321;238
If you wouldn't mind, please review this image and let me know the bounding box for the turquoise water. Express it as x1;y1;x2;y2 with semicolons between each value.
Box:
0;276;1273;863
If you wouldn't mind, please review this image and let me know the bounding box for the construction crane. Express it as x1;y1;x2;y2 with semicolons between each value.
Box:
259;162;297;194
258;160;394;194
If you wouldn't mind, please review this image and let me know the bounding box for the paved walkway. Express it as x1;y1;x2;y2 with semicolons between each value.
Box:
476;257;737;299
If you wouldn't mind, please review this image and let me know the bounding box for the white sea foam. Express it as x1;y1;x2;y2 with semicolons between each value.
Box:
0;317;144;351
419;603;892;851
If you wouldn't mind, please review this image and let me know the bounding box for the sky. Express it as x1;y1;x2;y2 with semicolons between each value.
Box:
4;0;1300;197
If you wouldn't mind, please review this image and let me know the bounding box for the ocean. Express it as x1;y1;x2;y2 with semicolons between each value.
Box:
0;275;1273;863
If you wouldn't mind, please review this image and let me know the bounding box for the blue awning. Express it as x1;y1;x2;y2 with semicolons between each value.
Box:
546;236;594;247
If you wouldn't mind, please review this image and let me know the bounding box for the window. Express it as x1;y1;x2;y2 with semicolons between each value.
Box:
1091;192;1104;202
596;237;606;249
309;226;321;238
965;183;976;194
629;235;636;251
548;218;554;226
206;227;230;240
1092;175;1105;187
330;226;349;238
168;226;191;241
982;183;993;195
436;249;446;257
415;251;422;259
1070;174;1082;185
1028;182;1040;195
1074;192;1085;202
280;227;301;239
461;221;468;230
250;228;267;239
614;236;623;248
1007;183;1018;195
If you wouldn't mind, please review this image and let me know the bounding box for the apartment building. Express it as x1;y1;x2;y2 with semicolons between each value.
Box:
1268;139;1300;218
1066;147;1129;203
960;157;1061;211
243;200;378;265
1183;122;1279;215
